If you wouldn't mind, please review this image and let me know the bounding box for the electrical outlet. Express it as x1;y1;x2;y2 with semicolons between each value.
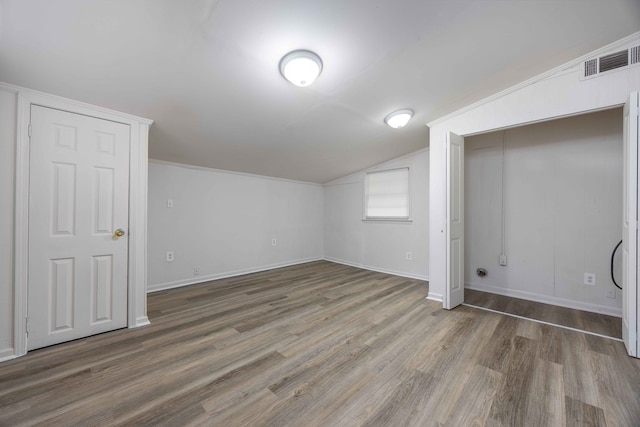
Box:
584;273;596;286
193;267;199;276
272;238;277;246
406;252;412;261
166;251;174;262
167;199;173;208
499;254;507;266
606;288;616;299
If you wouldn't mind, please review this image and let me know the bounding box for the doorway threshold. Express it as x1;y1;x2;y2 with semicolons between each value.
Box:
464;289;622;341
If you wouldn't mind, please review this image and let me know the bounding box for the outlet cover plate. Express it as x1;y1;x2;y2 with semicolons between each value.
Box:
584;273;596;286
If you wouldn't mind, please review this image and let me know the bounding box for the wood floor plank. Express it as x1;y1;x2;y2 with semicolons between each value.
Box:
487;334;538;425
590;349;640;426
1;260;639;426
442;365;501;427
565;396;607;427
526;357;566;426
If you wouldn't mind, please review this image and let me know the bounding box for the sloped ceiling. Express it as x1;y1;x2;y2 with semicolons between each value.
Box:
1;0;639;183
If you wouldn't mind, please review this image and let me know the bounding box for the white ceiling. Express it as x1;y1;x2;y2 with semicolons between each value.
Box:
1;1;639;183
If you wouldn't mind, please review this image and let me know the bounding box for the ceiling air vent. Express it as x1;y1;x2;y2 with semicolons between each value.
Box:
582;45;640;78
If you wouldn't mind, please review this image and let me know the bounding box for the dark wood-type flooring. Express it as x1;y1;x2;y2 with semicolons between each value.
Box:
465;288;623;339
1;261;639;426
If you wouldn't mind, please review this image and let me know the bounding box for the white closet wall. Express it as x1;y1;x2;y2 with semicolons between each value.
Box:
465;108;623;315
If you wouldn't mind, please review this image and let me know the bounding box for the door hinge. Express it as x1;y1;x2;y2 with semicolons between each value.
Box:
28;124;32;138
26;317;30;335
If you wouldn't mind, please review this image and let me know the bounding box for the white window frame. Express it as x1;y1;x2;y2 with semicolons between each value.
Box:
363;166;412;222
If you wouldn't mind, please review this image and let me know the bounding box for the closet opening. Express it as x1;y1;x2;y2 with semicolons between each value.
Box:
463;108;624;339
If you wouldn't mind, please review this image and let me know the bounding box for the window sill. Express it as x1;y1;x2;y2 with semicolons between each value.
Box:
362;218;413;224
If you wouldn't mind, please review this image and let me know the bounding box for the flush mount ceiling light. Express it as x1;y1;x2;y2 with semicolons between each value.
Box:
384;109;413;128
279;50;323;87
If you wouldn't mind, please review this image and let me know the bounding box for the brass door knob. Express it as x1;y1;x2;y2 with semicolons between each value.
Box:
113;229;126;238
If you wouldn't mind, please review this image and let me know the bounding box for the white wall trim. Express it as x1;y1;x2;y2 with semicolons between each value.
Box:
148;257;323;293
149;159;323;187
323;256;429;282
128;121;151;328
426;292;443;303
13;89;152;357
465;283;622;318
0;349;17;363
427;31;640;128
13;91;29;359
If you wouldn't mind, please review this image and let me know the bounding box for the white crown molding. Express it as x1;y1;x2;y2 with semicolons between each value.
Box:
148;159;323;187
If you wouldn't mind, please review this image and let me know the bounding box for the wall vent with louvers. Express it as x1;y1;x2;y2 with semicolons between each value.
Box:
584;58;598;77
583;45;640;78
599;50;628;73
631;46;640;65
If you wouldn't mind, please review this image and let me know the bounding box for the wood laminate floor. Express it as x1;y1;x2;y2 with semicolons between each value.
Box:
464;288;623;339
1;261;639;426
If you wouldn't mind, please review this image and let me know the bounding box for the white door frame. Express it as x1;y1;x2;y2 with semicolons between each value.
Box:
13;88;152;357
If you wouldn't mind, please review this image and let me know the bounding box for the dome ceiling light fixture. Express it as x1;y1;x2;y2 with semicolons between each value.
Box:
384;109;413;129
279;49;323;87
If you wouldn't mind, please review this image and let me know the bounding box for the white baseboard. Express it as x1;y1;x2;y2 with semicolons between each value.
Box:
426;292;443;303
322;257;429;282
131;316;150;328
465;283;622;318
0;348;17;363
147;257;323;293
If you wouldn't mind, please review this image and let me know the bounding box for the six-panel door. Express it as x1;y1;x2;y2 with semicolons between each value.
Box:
27;105;130;350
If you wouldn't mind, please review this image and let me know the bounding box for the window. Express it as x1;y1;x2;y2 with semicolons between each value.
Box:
364;167;411;220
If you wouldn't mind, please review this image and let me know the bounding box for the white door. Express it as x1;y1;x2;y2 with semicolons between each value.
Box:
445;131;465;309
27;105;130;350
623;92;639;358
